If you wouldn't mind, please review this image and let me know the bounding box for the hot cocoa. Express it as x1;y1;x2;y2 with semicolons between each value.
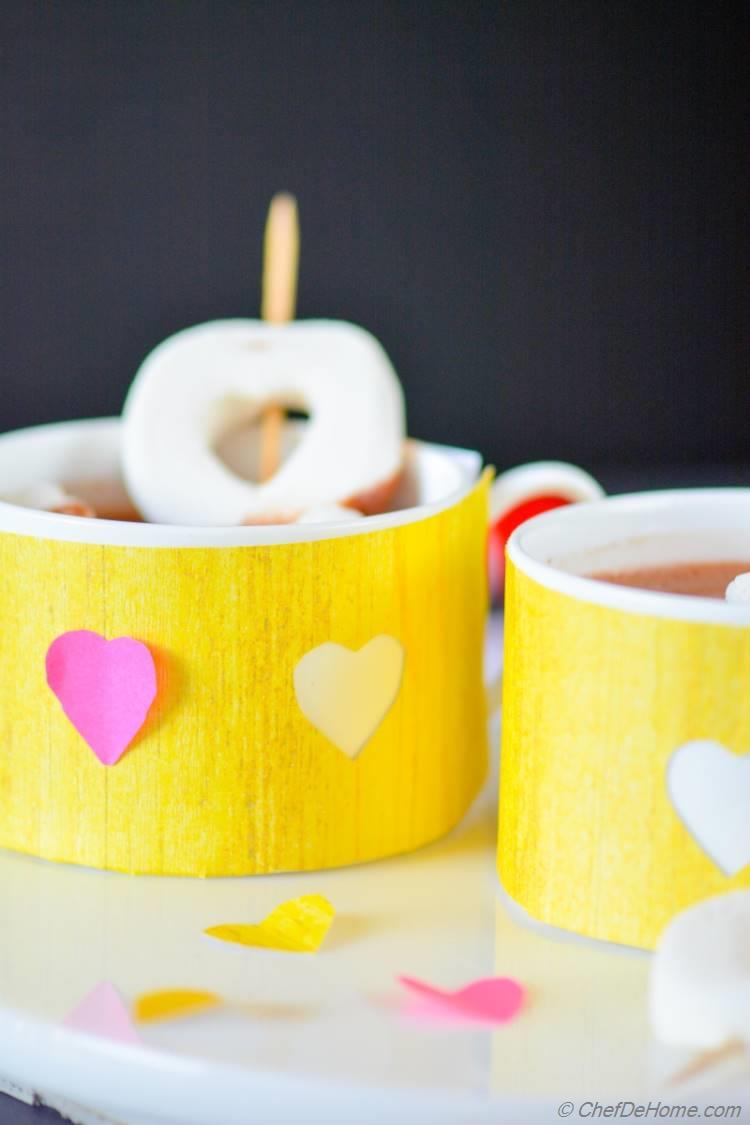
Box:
591;561;750;599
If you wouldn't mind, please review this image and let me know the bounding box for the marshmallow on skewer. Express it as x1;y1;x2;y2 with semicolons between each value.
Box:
259;192;299;483
4;482;96;518
650;890;750;1051
725;573;750;604
121;319;406;526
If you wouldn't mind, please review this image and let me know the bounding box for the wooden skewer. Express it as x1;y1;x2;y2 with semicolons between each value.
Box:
670;1038;746;1086
259;193;300;482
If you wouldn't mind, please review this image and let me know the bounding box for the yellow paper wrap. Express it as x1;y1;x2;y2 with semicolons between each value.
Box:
0;471;490;876
499;559;750;950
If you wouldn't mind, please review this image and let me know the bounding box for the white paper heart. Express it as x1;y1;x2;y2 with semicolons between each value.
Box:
293;636;404;758
667;740;750;876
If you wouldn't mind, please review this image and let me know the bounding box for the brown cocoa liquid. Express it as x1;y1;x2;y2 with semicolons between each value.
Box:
590;561;750;599
101;507;144;523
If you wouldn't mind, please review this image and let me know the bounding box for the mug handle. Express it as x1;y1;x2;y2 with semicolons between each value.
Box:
489;459;605;529
484;460;605;718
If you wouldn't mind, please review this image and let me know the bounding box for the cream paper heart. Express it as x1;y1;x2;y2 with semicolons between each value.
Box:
293;636;404;758
667;740;750;876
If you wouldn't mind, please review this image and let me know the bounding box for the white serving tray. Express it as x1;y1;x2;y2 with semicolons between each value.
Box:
0;619;747;1124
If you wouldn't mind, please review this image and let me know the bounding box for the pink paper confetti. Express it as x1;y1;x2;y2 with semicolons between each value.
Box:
398;975;525;1026
46;630;157;765
63;981;141;1044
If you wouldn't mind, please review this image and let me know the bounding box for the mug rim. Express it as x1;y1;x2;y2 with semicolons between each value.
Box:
0;418;485;548
508;487;750;626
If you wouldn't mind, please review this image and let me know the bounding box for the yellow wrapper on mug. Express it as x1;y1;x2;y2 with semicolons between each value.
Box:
0;436;491;877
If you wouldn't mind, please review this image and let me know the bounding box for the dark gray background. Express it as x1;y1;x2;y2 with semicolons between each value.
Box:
1;0;748;477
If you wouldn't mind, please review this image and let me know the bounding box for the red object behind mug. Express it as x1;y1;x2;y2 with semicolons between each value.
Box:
488;463;604;602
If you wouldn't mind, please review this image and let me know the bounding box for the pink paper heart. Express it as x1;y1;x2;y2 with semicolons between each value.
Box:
398;975;525;1026
46;630;157;766
63;981;141;1044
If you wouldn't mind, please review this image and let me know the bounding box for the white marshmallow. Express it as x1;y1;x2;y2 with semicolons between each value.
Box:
121;319;406;526
650;890;750;1048
726;573;750;604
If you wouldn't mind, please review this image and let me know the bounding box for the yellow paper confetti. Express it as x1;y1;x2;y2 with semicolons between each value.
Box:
205;894;335;953
134;989;222;1024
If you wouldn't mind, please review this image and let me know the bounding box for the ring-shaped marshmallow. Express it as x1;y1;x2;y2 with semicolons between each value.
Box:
121;320;406;526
